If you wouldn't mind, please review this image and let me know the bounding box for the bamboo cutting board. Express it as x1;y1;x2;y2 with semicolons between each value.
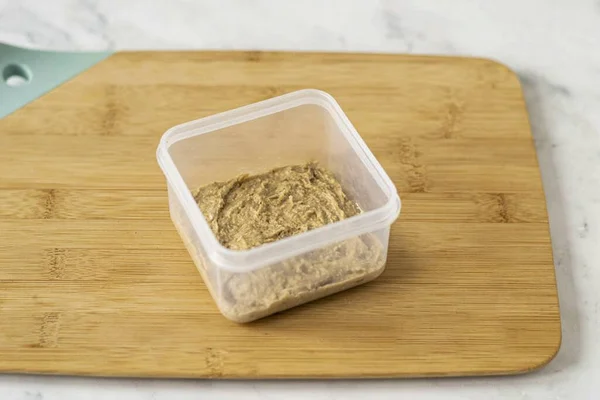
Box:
0;51;560;378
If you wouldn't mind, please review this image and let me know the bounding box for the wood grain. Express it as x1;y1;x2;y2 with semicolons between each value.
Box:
0;51;560;378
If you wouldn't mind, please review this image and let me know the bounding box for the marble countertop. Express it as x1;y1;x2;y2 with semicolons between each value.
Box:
1;0;599;398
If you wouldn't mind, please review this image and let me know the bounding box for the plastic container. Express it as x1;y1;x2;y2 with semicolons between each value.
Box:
156;89;401;323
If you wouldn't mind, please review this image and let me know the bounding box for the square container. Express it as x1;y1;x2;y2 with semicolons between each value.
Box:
156;89;401;323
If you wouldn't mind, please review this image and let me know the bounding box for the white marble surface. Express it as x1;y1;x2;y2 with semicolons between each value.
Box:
0;0;599;398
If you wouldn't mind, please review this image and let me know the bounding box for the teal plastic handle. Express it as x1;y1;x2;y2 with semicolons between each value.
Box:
0;43;112;118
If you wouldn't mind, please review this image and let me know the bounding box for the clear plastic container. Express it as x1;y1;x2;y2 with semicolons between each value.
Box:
156;89;401;323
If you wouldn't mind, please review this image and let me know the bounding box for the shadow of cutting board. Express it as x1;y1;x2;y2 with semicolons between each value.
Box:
0;50;561;378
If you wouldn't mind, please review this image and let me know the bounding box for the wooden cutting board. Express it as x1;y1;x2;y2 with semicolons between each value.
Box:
0;51;560;378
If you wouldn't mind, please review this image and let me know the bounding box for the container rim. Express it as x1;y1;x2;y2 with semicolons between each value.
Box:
156;89;401;272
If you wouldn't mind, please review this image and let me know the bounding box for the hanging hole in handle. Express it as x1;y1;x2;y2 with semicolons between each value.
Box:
3;64;32;87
